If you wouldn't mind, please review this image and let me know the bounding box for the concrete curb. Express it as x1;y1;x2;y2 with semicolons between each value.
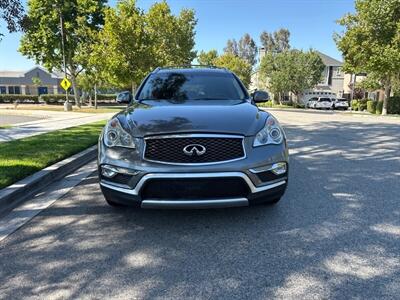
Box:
0;145;97;216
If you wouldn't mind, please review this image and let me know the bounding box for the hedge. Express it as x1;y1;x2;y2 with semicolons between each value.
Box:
39;94;66;104
0;94;39;103
358;99;368;111
387;96;400;114
367;100;377;114
351;100;359;111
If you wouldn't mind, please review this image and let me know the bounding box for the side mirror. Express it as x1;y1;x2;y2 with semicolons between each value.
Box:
116;92;132;104
252;90;269;102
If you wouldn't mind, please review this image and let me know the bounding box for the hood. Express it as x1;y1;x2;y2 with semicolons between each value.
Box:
116;100;269;137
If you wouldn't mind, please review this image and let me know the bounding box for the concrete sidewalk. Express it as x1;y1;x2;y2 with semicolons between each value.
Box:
0;109;114;142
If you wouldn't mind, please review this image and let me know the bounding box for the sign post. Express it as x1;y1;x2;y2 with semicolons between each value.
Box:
61;77;72;111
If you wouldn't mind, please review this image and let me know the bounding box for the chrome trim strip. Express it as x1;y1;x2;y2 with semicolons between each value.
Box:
249;162;287;174
144;133;245;139
142;133;246;166
100;172;287;196
141;198;249;209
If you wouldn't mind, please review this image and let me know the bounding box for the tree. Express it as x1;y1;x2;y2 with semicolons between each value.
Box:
260;49;325;102
224;34;258;67
92;0;197;90
0;0;25;39
260;28;290;53
238;33;258;66
19;0;107;106
213;53;252;87
335;0;400;115
146;1;196;67
223;39;238;56
197;49;218;66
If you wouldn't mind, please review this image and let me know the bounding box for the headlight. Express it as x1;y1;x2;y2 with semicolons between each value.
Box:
253;115;284;147
104;118;136;149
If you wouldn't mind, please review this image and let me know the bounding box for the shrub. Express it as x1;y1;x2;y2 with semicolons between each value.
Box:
358;99;368;111
293;102;305;108
257;101;272;107
0;94;39;103
351;100;359;111
376;101;383;114
387;96;400;114
96;94;116;101
39;94;68;105
367;100;377;114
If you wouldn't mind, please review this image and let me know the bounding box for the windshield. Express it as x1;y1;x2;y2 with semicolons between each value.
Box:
137;72;247;101
319;98;331;102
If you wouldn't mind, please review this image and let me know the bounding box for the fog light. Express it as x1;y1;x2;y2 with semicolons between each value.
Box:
101;165;139;178
101;165;118;178
271;162;287;175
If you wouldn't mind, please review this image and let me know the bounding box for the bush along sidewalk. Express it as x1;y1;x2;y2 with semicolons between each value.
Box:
0;120;106;189
0;94;39;103
40;94;117;105
352;97;400;115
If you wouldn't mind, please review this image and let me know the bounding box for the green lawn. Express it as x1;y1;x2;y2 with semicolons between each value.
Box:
0;120;106;189
0;125;13;129
3;105;124;114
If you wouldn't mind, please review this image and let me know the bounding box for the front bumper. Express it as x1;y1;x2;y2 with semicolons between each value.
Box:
98;135;289;209
100;171;287;208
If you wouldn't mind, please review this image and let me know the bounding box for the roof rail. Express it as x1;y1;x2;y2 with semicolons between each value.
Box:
152;65;227;72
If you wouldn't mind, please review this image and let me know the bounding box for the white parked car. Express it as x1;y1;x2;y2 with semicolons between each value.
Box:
332;98;349;110
314;97;333;110
307;97;318;108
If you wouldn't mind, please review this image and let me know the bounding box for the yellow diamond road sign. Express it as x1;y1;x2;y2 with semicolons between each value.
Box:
60;78;71;91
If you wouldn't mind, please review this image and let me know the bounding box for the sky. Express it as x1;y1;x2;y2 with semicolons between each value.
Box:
0;0;355;71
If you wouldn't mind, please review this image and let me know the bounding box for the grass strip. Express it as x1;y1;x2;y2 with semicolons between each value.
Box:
0;120;106;189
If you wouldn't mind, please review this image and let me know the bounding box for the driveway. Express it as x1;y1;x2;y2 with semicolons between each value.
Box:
0;110;399;299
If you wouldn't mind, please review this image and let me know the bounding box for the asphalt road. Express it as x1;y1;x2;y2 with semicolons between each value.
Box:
0;110;399;299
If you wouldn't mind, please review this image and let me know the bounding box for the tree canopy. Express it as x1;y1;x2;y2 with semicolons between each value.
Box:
19;0;107;105
0;0;25;39
223;33;258;67
260;49;324;101
335;0;400;114
197;49;218;66
260;28;290;53
91;0;197;90
213;53;252;87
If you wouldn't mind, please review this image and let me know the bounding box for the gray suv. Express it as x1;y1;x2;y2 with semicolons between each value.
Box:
98;66;289;209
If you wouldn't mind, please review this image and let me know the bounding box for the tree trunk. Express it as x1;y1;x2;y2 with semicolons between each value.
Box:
70;73;81;108
382;79;391;115
88;92;93;107
94;83;98;110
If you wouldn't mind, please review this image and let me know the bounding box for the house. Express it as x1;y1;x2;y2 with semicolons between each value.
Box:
250;49;345;104
0;66;64;96
301;51;344;103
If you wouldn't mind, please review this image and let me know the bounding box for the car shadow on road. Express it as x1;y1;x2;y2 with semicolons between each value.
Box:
0;121;399;298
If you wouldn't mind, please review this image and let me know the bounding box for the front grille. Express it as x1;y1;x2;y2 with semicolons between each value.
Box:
144;136;245;164
140;177;249;200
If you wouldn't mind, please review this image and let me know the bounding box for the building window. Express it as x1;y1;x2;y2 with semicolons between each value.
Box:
0;86;6;94
336;68;342;76
8;86;21;94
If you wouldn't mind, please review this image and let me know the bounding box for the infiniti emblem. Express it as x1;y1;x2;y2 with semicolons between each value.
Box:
183;144;206;156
